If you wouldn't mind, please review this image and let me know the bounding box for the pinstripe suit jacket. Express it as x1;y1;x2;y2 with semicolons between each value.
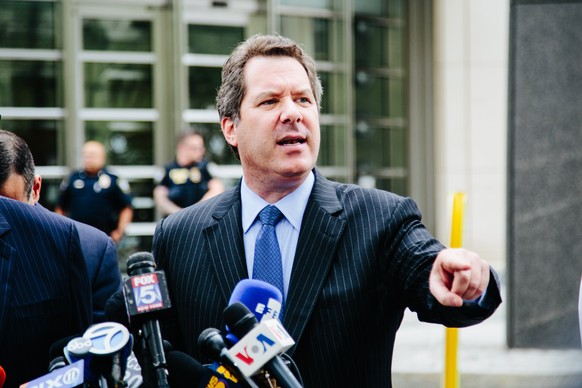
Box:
153;170;501;387
37;205;122;323
0;196;92;388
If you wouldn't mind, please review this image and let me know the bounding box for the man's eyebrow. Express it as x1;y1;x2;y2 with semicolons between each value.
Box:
254;90;280;100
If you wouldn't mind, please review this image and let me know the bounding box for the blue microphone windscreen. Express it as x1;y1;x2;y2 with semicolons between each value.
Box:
228;279;283;322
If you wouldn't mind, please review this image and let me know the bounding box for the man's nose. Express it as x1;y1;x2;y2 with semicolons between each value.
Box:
280;99;302;124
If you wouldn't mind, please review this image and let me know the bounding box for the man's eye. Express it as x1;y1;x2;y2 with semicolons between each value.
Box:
261;99;277;106
297;97;311;104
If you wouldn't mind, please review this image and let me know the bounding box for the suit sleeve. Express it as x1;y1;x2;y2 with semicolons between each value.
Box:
387;197;501;327
92;237;122;323
68;224;93;331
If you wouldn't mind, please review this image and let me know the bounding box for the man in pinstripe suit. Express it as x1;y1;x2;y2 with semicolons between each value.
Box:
0;129;122;324
0;196;92;387
153;35;501;387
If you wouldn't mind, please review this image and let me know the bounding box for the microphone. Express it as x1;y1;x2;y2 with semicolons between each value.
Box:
0;366;5;388
19;360;85;388
64;322;133;387
123;252;171;388
48;335;81;373
224;303;301;388
166;351;244;388
226;279;284;344
228;279;283;323
198;329;260;388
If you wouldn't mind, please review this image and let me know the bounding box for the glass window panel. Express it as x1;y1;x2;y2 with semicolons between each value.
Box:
355;72;389;117
354;0;387;17
85;121;153;165
318;72;331;114
188;25;244;55
355;19;390;68
280;0;331;9
0;1;56;49
318;125;346;167
127;178;155;222
388;26;404;69
355;0;404;18
389;78;405;117
83;19;152;51
355;73;405;119
318;71;347;115
0;61;60;107
84;63;153;108
356;126;406;170
38;178;62;210
280;16;330;61
375;177;407;196
0;120;61;165
389;0;405;19
188;67;221;110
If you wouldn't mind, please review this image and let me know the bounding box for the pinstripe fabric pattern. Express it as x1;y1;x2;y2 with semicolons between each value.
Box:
153;169;501;387
0;196;92;388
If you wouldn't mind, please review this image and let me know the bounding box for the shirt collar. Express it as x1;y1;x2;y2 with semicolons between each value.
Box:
241;170;315;233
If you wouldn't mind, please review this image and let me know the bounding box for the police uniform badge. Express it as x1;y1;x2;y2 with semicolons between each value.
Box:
189;167;201;183
97;174;111;190
169;168;188;185
73;179;85;189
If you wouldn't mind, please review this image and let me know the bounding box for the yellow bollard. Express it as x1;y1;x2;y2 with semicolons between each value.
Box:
443;192;466;388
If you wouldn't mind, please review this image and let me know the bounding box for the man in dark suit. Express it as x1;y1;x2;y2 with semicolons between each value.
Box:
0;129;122;324
152;34;502;387
0;196;92;387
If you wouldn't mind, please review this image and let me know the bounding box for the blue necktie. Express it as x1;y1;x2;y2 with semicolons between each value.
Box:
253;205;285;300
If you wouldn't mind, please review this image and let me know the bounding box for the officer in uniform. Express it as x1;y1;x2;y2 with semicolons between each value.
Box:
154;130;224;216
56;140;133;243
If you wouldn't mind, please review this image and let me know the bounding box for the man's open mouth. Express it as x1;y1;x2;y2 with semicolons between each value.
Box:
278;138;305;145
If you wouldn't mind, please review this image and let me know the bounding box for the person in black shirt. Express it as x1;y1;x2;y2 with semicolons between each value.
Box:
55;140;133;244
154;130;224;216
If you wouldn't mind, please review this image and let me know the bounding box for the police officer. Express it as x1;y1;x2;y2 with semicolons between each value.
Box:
154;130;224;216
55;140;133;244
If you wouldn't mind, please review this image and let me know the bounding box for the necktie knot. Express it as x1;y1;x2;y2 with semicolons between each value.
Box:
259;205;284;226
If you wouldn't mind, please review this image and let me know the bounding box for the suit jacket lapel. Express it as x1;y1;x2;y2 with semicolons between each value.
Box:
0;211;15;338
203;185;248;303
284;171;346;352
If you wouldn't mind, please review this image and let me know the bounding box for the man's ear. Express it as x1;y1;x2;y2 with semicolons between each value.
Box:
221;117;238;147
31;175;42;204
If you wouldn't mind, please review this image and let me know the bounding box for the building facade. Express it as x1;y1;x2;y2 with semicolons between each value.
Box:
0;0;508;273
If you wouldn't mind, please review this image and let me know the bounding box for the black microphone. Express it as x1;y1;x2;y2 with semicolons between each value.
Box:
224;303;302;388
197;328;260;388
123;252;171;388
48;335;80;372
166;351;245;388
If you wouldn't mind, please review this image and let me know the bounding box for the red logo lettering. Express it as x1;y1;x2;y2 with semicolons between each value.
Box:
234;347;254;366
131;274;158;287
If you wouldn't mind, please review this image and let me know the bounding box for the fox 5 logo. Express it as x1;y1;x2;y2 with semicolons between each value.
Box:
131;274;162;309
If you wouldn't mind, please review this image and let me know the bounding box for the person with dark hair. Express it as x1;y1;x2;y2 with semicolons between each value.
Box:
55;140;133;244
152;35;502;387
0;130;36;202
0;130;92;387
154;129;224;216
0;129;122;324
